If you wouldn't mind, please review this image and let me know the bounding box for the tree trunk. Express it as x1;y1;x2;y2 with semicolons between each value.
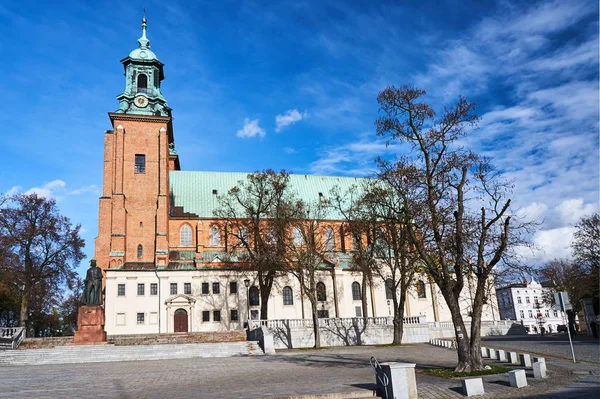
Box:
392;291;406;345
311;300;321;348
20;289;29;337
444;291;480;372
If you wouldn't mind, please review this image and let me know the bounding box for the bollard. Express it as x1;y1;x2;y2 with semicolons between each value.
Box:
533;361;547;379
520;353;532;368
508;352;519;364
508;369;528;388
379;362;418;399
497;349;507;362
481;346;488;357
461;378;485;397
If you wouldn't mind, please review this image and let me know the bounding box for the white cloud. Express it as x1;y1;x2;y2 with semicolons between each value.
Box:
283;147;296;154
8;180;99;201
516;202;548;223
531;226;575;262
236;118;265;139
554;198;598;226
275;109;308;132
25;179;66;199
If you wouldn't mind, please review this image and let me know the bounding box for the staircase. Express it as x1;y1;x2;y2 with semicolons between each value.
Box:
0;341;263;366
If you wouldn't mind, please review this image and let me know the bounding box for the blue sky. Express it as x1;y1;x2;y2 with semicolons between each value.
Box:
0;0;598;277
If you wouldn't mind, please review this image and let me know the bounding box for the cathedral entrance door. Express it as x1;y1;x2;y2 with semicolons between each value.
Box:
174;308;188;332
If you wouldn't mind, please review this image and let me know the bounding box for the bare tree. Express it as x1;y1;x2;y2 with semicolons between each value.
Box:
362;182;420;346
540;258;591;333
284;200;330;348
214;170;292;320
572;213;599;314
0;193;85;335
375;85;526;371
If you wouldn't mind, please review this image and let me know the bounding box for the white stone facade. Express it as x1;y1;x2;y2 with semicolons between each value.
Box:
496;279;566;333
104;268;500;335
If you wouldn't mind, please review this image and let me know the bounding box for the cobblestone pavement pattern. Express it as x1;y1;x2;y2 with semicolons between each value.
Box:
482;333;600;364
1;343;598;399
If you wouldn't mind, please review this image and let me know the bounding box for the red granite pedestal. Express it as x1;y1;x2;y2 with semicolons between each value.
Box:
73;305;108;345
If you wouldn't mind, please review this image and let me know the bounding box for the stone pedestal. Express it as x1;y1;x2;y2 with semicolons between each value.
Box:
73;306;107;345
508;351;519;364
379;362;418;399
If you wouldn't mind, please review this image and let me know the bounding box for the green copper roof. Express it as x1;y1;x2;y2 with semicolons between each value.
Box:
169;171;369;220
129;17;158;61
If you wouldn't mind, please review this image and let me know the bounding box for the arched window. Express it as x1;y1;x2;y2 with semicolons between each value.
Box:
385;279;394;300
180;224;192;246
249;286;260;307
283;286;293;305
137;74;148;93
416;281;426;298
316;282;326;302
137;244;143;259
209;225;221;247
325;227;335;251
352;282;361;301
238;226;249;244
292;226;304;246
352;232;361;251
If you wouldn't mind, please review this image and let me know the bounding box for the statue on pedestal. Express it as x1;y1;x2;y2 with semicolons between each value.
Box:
84;260;103;306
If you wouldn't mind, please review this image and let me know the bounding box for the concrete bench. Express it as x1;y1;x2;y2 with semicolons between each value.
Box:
508;369;528;388
461;378;485;397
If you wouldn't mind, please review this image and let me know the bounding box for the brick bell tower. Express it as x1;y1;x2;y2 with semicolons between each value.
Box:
94;16;180;275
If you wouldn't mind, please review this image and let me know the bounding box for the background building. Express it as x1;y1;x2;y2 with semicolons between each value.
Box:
496;278;567;333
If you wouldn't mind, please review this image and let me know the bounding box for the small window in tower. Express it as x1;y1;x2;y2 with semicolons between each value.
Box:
154;72;160;89
137;244;143;259
137;74;148;93
135;154;146;174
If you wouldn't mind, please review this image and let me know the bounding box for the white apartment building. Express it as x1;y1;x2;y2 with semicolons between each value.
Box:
496;278;567;333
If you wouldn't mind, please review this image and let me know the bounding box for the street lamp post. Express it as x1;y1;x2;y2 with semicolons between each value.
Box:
244;279;250;329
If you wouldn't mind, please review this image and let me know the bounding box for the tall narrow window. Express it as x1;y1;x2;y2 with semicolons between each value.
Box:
180;224;192;246
137;244;143;259
249;286;260;307
238;226;248;244
316;282;326;302
137;73;148;93
416;281;426;299
385;279;394;300
325;227;335;251
292;227;304;246
209;225;221;246
351;282;361;301
352;233;361;250
135;154;146;173
283;286;293;305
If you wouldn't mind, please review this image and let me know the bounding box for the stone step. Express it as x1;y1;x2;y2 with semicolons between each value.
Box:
0;341;262;366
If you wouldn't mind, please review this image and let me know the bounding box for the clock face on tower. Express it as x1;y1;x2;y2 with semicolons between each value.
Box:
135;95;149;108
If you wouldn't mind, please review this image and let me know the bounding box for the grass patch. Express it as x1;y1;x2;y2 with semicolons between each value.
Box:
419;365;512;379
296;346;330;351
375;343;409;347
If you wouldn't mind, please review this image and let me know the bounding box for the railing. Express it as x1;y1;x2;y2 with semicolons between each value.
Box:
370;356;389;399
0;327;25;349
249;315;427;330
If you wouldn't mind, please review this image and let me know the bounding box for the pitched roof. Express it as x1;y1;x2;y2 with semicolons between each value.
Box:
169;171;369;219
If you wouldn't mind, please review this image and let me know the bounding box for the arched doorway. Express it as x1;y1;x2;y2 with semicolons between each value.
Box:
174;308;188;333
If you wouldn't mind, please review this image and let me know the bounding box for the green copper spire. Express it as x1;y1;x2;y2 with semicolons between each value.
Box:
115;15;171;117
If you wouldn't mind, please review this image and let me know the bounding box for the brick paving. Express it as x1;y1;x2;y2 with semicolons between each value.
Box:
0;343;597;399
